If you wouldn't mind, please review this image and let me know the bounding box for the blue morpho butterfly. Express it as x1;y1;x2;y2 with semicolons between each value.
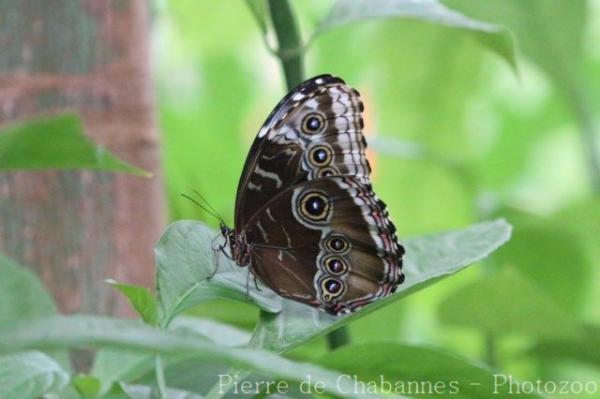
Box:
208;75;404;315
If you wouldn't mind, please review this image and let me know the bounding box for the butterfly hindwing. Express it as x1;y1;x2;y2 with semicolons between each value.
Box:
243;176;404;314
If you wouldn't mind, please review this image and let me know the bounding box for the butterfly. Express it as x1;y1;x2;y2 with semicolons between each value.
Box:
220;74;405;315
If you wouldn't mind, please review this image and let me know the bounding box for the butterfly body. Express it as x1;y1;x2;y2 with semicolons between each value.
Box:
225;75;404;315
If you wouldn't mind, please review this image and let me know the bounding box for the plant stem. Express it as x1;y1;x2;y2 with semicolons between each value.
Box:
268;0;304;89
155;355;167;399
268;0;350;351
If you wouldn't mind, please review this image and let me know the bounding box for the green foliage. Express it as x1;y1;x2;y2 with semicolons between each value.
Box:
0;351;69;399
106;279;159;326
528;325;600;369
0;316;398;398
446;0;600;189
315;0;516;71
316;343;543;398
0;254;56;327
155;221;282;327
91;349;155;396
0;113;150;176
494;217;592;312
438;267;581;338
72;374;102;397
0;217;509;397
1;0;599;397
251;219;512;352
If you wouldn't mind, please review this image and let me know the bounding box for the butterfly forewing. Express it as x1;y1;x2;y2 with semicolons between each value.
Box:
234;75;370;228
230;74;404;314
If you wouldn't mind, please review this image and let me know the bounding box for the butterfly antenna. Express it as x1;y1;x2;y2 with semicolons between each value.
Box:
192;190;225;223
181;193;222;222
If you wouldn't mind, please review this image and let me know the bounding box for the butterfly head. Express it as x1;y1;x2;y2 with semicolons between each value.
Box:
220;223;250;267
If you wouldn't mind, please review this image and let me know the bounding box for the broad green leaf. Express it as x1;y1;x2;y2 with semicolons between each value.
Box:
493;221;591;312
316;343;543;398
0;254;71;372
446;0;584;91
251;219;512;352
527;325;600;369
0;351;69;399
437;268;582;339
106;279;159;325
72;374;102;397
0;113;150;176
315;0;516;71
155;221;281;326
91;349;155;396
0;315;395;399
0;254;56;327
135;318;252;396
91;317;250;395
170;316;251;347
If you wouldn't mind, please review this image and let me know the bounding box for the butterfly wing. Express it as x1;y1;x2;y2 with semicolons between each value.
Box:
244;176;404;314
233;74;404;314
234;74;370;229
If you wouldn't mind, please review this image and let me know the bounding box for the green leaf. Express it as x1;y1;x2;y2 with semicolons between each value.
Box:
169;316;251;347
493;220;591;312
106;279;159;325
90;317;250;395
315;0;516;71
251;219;512;352
437;267;582;339
0;315;398;399
0;113;150;176
527;325;600;369
91;348;155;397
0;351;70;399
445;0;598;189
155;221;281;327
134;318;252;396
317;343;543;398
0;254;57;327
72;374;102;397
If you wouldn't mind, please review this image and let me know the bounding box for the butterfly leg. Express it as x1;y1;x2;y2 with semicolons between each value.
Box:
253;274;261;292
209;251;219;280
245;268;251;300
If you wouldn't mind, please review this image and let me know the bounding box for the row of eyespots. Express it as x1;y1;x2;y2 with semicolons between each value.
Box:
319;234;352;302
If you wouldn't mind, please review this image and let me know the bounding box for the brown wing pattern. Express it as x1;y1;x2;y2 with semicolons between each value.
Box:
234;75;370;228
245;176;404;314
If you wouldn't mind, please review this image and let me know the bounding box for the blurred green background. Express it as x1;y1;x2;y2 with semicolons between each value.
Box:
155;0;600;390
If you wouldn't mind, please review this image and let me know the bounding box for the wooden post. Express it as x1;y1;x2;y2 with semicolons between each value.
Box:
0;0;166;315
